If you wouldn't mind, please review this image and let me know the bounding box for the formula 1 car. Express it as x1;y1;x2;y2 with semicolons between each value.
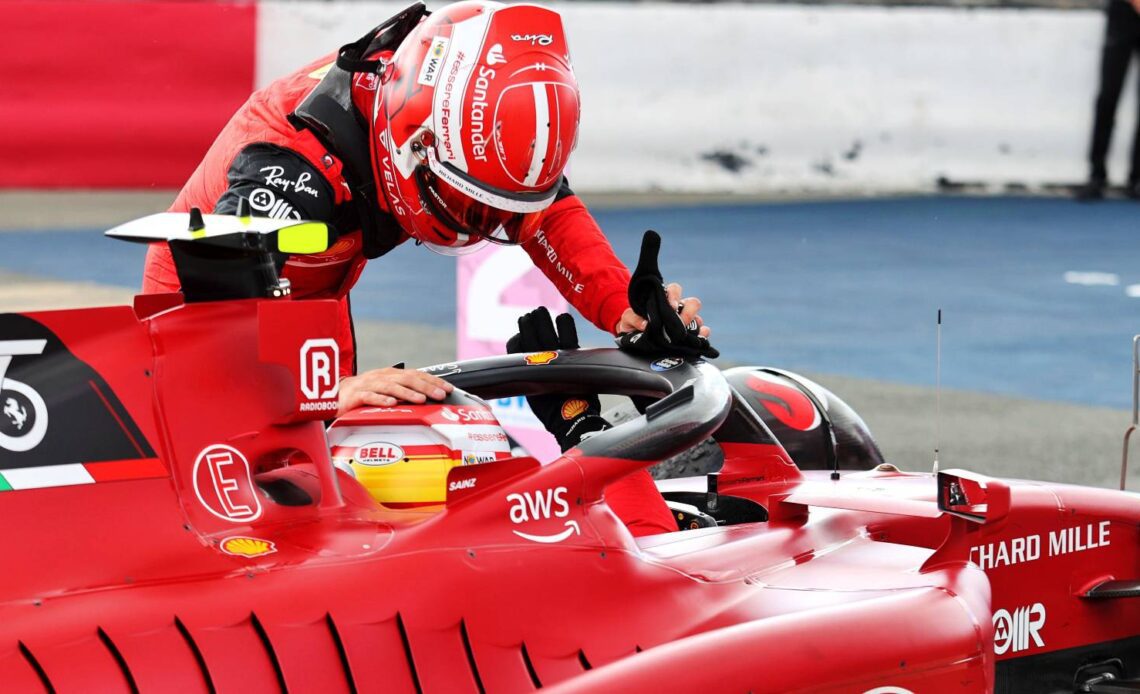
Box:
1;213;1139;693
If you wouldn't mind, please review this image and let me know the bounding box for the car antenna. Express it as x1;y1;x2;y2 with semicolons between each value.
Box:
188;207;205;232
933;308;942;475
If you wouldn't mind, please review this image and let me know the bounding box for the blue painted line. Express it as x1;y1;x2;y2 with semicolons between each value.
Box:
2;196;1137;408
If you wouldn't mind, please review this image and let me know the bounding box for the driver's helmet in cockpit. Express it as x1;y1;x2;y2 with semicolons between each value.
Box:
327;392;512;506
724;367;885;471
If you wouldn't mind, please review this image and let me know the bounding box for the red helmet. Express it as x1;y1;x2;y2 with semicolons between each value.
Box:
372;1;580;255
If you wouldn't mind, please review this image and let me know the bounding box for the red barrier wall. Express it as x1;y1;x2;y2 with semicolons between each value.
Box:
0;0;256;189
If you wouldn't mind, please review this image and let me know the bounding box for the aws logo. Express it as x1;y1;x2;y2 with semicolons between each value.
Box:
745;372;821;432
507;486;580;544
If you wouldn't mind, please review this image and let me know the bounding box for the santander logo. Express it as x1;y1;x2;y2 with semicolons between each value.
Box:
486;43;506;66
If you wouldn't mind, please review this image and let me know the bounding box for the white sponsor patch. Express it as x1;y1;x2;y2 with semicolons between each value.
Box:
462;450;496;465
417;36;450;87
1063;271;1119;286
355;442;404;466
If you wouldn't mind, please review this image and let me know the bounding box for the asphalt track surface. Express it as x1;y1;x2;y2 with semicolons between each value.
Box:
2;193;1138;489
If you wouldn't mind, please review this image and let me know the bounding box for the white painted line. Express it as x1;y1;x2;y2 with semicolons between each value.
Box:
1125;285;1140;298
3;463;95;490
1064;271;1119;286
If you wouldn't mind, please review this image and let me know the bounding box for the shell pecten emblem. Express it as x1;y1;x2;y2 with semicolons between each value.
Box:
220;536;277;558
524;351;558;366
561;399;588;420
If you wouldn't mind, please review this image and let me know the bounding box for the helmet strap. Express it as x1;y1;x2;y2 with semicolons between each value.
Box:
335;2;429;75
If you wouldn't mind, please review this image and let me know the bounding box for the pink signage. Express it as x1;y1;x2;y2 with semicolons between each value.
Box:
457;247;567;462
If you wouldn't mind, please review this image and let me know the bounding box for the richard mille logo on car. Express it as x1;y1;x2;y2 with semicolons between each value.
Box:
969;520;1110;571
993;603;1046;655
0;339;48;453
507;486;580;543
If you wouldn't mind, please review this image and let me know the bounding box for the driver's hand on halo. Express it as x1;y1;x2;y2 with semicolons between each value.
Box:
616;283;711;338
337;367;454;416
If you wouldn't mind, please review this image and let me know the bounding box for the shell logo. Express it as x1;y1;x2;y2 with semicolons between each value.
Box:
220;536;277;558
525;351;558;366
561;399;588;420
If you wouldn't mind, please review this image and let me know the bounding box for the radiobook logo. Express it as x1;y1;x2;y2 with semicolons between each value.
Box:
300;339;339;410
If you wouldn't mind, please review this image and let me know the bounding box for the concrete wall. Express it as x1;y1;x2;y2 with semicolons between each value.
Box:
260;1;1127;193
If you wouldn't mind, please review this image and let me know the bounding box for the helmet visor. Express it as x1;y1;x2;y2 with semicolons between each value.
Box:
413;148;558;252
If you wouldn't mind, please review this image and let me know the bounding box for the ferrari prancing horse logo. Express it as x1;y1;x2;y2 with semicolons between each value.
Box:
0;340;48;453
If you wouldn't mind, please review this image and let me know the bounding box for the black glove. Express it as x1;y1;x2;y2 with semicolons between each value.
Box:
506;307;610;451
616;230;719;359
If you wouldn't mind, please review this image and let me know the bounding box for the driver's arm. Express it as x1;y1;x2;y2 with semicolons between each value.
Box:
522;182;709;338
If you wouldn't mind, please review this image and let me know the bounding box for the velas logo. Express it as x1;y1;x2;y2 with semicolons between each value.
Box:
525;351;558;366
355;442;404;466
379;154;406;217
220;536;276;558
561;399;588;420
300;338;339;413
744;372;820;431
192;444;261;522
0;339;49;453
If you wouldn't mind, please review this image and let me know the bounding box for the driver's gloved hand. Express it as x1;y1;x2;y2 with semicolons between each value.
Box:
506;307;610;452
616;230;719;360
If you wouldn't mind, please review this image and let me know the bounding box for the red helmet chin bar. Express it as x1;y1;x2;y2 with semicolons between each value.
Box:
371;0;581;255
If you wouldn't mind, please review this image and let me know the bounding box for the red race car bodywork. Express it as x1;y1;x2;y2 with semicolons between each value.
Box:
0;215;1137;693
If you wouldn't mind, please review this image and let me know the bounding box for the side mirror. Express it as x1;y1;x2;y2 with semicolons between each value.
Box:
937;469;1010;524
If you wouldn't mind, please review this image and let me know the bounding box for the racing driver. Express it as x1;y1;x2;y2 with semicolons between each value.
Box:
141;0;711;416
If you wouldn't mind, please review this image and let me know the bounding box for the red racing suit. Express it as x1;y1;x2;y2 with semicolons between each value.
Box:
143;52;631;378
142;46;673;537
